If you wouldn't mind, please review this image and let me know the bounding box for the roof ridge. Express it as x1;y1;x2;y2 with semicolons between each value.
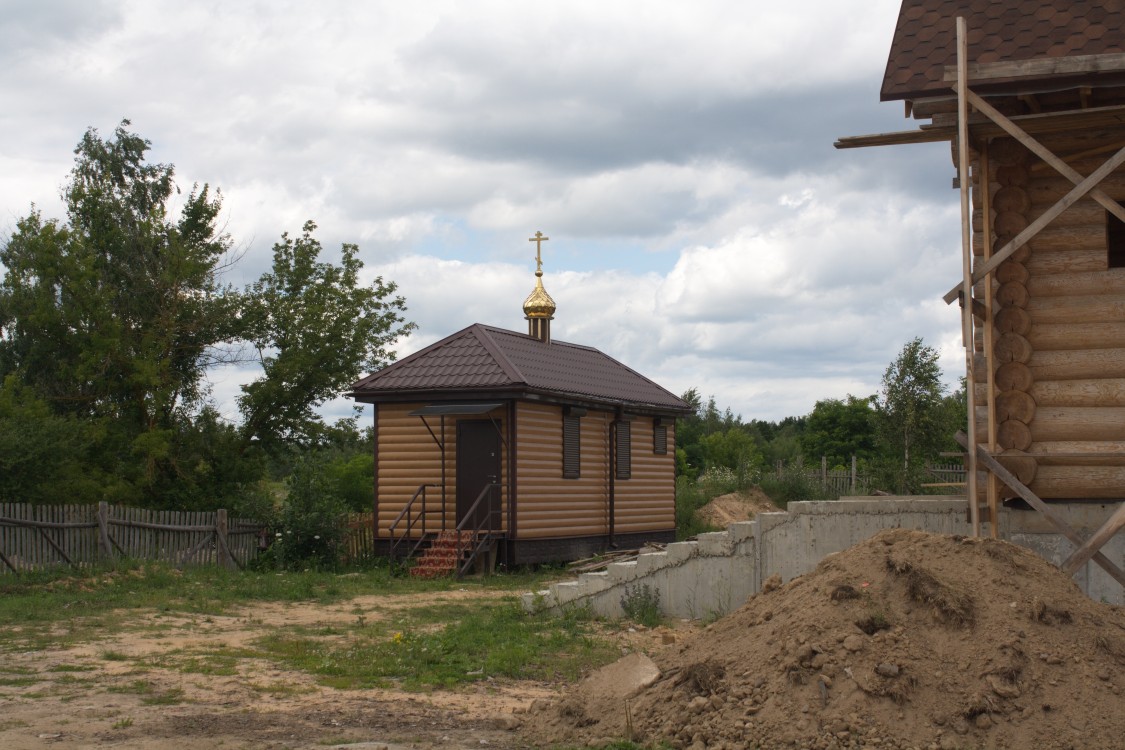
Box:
471;324;529;384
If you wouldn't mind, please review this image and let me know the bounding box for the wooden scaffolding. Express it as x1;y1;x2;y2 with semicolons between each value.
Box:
838;17;1125;590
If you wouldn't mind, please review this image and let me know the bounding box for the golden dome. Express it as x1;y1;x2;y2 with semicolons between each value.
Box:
523;271;556;319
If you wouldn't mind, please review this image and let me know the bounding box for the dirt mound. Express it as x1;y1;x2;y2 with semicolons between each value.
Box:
696;489;778;528
529;529;1125;750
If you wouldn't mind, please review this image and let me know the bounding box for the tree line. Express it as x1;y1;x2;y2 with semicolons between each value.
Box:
676;338;966;496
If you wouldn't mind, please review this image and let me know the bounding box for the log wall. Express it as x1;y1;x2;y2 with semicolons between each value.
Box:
514;403;675;539
376;403;509;537
613;418;677;534
515;402;610;539
975;132;1125;500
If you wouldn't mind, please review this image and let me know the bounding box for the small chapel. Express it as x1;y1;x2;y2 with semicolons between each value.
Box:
349;232;690;574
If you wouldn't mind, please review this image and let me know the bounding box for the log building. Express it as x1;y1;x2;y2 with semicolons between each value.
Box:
349;234;690;570
838;0;1125;588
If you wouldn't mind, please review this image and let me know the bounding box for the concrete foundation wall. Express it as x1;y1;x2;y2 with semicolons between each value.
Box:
521;497;1125;619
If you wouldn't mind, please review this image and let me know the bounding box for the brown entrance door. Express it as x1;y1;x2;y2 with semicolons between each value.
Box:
456;420;501;529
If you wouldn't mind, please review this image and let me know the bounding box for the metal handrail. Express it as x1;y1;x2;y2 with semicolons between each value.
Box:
388;483;441;563
454;481;503;578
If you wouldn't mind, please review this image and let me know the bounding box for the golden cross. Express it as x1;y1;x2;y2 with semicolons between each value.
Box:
529;231;549;273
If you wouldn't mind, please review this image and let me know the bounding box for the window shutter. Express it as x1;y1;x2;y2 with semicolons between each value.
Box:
653;424;668;455
563;415;581;479
615;421;631;480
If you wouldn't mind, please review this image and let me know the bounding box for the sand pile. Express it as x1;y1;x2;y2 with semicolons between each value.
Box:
529;529;1125;750
696;488;778;528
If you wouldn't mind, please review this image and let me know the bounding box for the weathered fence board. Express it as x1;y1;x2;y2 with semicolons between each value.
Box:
0;502;263;574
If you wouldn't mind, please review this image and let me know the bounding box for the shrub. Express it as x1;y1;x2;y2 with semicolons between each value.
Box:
255;454;349;571
620;583;662;627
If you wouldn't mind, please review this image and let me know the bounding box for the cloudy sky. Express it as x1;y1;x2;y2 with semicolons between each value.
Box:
0;0;967;424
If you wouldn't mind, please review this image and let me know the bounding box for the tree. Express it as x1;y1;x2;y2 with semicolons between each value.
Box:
0;122;413;508
238;221;415;449
0;121;240;504
800;395;878;468
874;338;947;492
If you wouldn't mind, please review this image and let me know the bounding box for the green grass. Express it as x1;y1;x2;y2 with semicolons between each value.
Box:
252;599;615;690
0;559;602;700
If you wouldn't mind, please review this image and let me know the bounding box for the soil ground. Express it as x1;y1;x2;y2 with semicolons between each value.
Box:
695;489;779;528
0;589;698;750
530;529;1125;750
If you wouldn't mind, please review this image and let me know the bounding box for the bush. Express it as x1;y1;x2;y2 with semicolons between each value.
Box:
675;476;719;540
620;583;662;627
255;454;349;571
758;472;838;508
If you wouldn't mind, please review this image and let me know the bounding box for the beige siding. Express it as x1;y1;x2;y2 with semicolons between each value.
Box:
515;402;610;539
376;403;508;537
614;418;677;533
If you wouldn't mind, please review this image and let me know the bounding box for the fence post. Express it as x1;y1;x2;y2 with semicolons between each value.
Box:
97;502;113;561
851;455;857;493
821;456;828;485
215;509;237;570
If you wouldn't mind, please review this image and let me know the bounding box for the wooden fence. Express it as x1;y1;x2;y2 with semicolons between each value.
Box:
776;457;967;496
0;502;263;574
342;512;377;564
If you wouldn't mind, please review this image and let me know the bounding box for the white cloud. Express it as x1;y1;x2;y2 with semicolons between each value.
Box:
1;0;969;424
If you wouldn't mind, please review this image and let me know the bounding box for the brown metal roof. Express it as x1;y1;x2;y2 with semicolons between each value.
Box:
349;324;691;413
881;0;1125;102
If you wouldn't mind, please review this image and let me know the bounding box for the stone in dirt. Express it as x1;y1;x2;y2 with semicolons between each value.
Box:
527;528;1125;750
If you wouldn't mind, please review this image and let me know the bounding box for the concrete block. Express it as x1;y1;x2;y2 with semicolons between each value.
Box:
728;521;756;542
696;531;732;555
520;591;551;612
578;571;612;593
634;550;669;575
665;541;698;563
551;581;582;604
606;559;638;583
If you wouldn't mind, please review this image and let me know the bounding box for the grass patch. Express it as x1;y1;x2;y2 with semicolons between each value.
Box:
47;663;97;673
253;599;615;690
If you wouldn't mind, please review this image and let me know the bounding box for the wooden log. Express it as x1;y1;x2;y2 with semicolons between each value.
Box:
989;137;1027;167
994;306;1032;334
1031;466;1125;498
1025;224;1106;253
1030;347;1125;380
1027;199;1106;228
999;211;1030;240
1031;406;1125;441
1031;378;1125;407
1027;268;1125;297
1026;247;1107;276
996;390;1037;422
996;448;1037;486
998;419;1033;450
995;332;1033;363
996;282;1029;308
1028;322;1125;351
1026;294;1125;324
995;260;1030;284
993;186;1032;213
996;361;1034;391
996;163;1030;186
1030;441;1125;465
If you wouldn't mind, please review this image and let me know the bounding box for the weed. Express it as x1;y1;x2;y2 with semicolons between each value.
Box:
620;584;662;628
111;717;134;729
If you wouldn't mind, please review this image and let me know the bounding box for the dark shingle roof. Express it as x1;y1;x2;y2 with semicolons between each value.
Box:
881;0;1125;101
349;324;690;413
